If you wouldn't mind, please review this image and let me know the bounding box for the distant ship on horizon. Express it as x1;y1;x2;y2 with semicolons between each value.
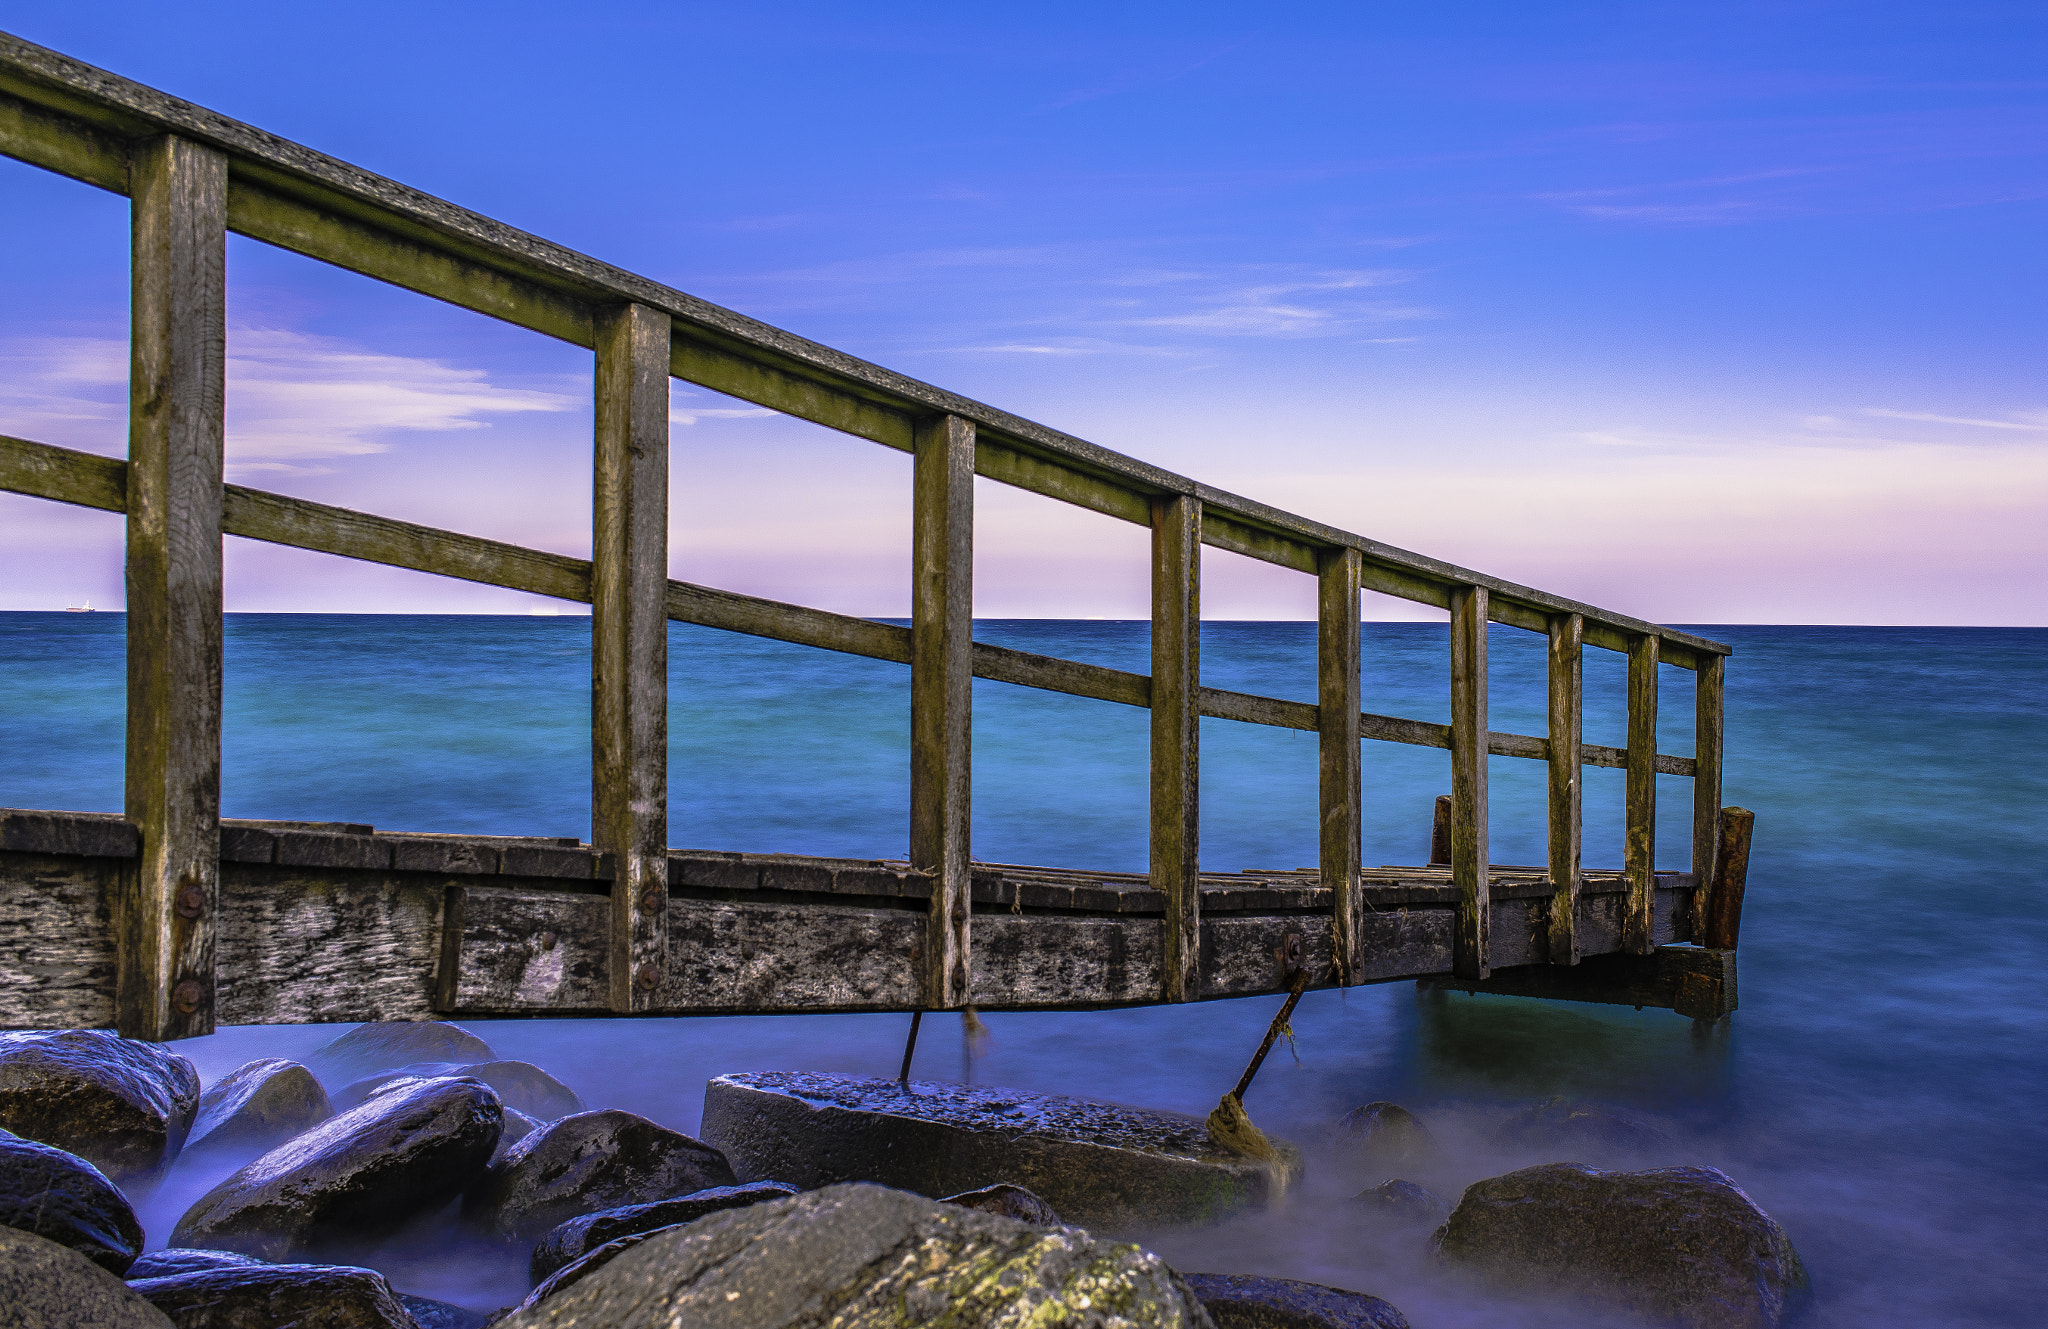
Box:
64;600;94;613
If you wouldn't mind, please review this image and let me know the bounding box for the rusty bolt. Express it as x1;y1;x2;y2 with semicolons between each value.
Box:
175;885;206;919
639;887;664;913
171;980;204;1015
538;931;557;952
635;964;660;990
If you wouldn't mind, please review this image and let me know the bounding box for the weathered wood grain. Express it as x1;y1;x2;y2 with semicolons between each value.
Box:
1547;613;1584;965
0;853;115;1028
1421;945;1736;1019
973;915;1162;1008
1692;655;1726;927
1624;634;1660;955
436;886;608;1013
1449;585;1491;980
1151;494;1202;1002
911;414;974;1009
663;899;922;1013
1431;794;1452;865
1319;547;1363;983
1704;806;1755;951
215;864;443;1025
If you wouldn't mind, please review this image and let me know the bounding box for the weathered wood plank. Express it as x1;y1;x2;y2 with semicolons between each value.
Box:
1692;654;1726;929
1151;494;1202;1002
911;414;975;1010
1547;613;1584;964
1421;944;1736;1019
1704;806;1755;951
1624;634;1660;955
592;302;671;1012
1431;794;1452;865
121;134;226;1042
0;852;115;1028
217;864;443;1025
664;899;922;1014
1449;585;1491;980
1319;547;1363;983
973;915;1162;1008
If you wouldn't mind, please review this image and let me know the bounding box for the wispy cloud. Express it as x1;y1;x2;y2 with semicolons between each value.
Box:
1862;407;2048;433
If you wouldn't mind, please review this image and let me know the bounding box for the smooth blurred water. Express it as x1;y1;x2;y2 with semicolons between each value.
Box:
3;613;2044;1326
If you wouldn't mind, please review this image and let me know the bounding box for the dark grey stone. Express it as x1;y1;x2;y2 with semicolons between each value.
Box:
528;1181;800;1285
126;1248;267;1281
0;1227;173;1327
941;1182;1064;1225
308;1021;495;1086
701;1071;1299;1229
521;1227;677;1311
401;1292;495;1329
0;1128;144;1273
463;1108;735;1244
170;1075;503;1260
1330;1103;1434;1172
491;1107;541;1166
1181;1273;1409;1329
185;1058;332;1158
1433;1162;1810;1329
500;1182;1214;1327
130;1263;415;1328
336;1061;580;1120
0;1029;202;1183
1491;1097;1669;1154
1351;1179;1449;1226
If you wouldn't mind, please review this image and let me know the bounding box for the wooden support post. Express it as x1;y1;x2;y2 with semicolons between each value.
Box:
1703;807;1755;950
1691;654;1725;935
1430;794;1451;865
1151;494;1202;1002
120;135;227;1042
1318;547;1362;984
1448;585;1490;980
1546;612;1584;965
1624;633;1660;955
912;414;975;1010
593;302;671;1013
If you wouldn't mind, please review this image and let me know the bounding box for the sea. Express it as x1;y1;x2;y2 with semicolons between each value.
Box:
2;612;2043;1327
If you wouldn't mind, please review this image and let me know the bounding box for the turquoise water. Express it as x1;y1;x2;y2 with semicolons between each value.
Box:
4;613;2044;1325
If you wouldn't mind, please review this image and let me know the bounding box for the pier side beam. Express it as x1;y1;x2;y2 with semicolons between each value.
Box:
1546;612;1583;965
1624;633;1660;955
1151;493;1202;1002
121;134;227;1041
1449;584;1490;980
594;302;672;1012
1318;546;1363;984
1691;654;1726;936
912;414;975;1010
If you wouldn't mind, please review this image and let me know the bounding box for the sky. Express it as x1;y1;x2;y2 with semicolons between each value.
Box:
1;1;2043;624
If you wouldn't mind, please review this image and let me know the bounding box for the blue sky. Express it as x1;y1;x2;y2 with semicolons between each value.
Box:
2;1;2044;622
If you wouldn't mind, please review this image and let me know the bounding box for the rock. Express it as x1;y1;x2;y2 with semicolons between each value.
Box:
171;1074;503;1260
0;1029;202;1183
521;1228;677;1310
1181;1273;1409;1329
492;1108;541;1165
130;1263;415;1328
942;1182;1064;1225
1351;1179;1448;1227
401;1292;494;1329
185;1059;332;1158
337;1061;581;1121
126;1248;268;1280
308;1021;495;1086
463;1108;735;1244
0;1129;145;1273
528;1181;800;1285
1330;1103;1434;1172
1433;1162;1810;1329
702;1071;1300;1229
1491;1097;1669;1154
0;1227;173;1327
500;1181;1212;1327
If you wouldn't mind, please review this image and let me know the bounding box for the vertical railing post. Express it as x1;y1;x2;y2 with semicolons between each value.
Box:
1318;547;1362;984
1624;633;1661;954
1151;494;1202;1002
121;135;227;1042
1691;653;1725;939
593;302;671;1013
912;414;975;1010
1448;585;1490;980
1546;612;1583;965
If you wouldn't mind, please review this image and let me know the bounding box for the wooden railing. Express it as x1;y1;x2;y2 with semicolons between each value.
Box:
0;32;1731;1040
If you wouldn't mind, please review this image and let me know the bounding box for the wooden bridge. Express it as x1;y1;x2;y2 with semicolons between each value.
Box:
0;34;1745;1043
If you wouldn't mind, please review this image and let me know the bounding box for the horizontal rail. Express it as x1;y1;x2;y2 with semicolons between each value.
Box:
1;433;1696;777
0;30;1728;669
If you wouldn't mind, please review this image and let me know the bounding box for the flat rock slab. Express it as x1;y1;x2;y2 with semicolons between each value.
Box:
702;1071;1299;1229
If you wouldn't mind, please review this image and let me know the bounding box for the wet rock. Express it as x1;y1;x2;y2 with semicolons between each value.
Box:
528;1181;800;1284
337;1061;581;1121
1433;1162;1810;1329
0;1227;174;1327
0;1129;144;1273
942;1182;1065;1225
130;1263;415;1328
0;1029;202;1183
521;1227;677;1310
185;1058;332;1158
1182;1273;1408;1329
401;1292;494;1329
1351;1179;1449;1227
308;1021;495;1086
171;1075;503;1260
1331;1103;1434;1172
702;1071;1300;1229
1491;1097;1669;1154
126;1248;268;1280
500;1181;1212;1327
491;1108;541;1165
463;1108;735;1244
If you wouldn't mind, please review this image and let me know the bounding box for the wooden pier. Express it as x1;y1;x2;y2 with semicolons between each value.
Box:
0;33;1741;1040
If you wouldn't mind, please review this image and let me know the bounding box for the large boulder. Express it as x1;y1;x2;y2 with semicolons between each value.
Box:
1330;1103;1434;1173
170;1075;502;1260
1433;1163;1810;1329
499;1182;1214;1327
185;1059;332;1158
528;1181;799;1284
463;1108;735;1244
130;1263;415;1328
308;1021;495;1086
1180;1273;1409;1329
399;1293;495;1329
0;1227;173;1328
0;1129;144;1273
337;1061;581;1120
492;1107;542;1165
126;1248;268;1280
702;1072;1300;1229
0;1029;201;1183
1491;1098;1668;1154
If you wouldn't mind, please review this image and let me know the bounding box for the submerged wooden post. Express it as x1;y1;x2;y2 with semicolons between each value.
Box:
1430;794;1451;864
593;302;671;1013
1151;493;1202;1002
1703;806;1755;950
1691;654;1726;933
1448;585;1490;980
1546;612;1584;965
1318;547;1362;984
120;135;227;1042
912;414;975;1010
1624;633;1660;954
